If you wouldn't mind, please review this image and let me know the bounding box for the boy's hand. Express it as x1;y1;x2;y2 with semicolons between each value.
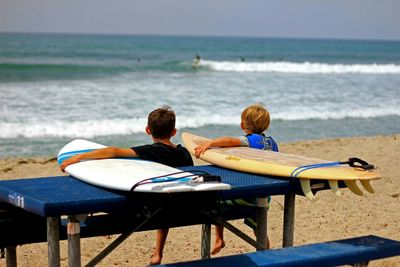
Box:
194;142;212;158
60;155;80;172
194;137;241;158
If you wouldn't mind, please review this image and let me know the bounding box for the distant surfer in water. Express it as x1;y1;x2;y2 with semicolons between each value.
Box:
192;54;201;68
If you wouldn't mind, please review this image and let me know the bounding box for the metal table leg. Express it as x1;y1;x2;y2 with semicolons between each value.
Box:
283;193;295;247
201;224;211;259
47;217;60;267
6;246;17;267
256;197;269;250
68;216;81;267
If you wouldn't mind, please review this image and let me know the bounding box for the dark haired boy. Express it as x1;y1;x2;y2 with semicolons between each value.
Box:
60;105;193;265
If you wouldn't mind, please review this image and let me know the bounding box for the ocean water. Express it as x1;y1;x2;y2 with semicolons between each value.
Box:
1;33;400;157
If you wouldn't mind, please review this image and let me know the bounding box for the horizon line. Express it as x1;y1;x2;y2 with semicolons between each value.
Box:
1;30;400;43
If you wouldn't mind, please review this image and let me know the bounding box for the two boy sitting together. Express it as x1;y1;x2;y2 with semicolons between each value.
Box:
60;104;277;265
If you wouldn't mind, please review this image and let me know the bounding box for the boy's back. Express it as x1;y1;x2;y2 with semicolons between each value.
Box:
132;142;193;167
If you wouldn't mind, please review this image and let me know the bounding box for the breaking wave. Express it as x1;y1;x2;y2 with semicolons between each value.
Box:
200;60;400;74
2;109;399;139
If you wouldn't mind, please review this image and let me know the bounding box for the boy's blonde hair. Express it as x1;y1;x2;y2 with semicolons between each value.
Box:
241;104;270;134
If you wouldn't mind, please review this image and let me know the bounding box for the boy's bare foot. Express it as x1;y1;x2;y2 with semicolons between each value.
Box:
148;254;162;266
211;239;225;255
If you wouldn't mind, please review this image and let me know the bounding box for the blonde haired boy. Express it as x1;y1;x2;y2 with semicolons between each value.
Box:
195;104;278;254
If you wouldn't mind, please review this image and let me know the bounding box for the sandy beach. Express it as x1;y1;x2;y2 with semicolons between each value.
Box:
0;134;399;267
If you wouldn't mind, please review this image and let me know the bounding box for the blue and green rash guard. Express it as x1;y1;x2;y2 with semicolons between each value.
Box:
230;133;279;230
239;133;279;152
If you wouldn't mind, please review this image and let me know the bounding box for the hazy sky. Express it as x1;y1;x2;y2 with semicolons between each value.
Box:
1;0;400;40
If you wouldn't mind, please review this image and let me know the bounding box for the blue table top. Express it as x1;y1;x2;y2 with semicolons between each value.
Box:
0;165;297;217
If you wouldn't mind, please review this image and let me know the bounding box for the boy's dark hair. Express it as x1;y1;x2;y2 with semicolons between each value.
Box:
147;105;176;139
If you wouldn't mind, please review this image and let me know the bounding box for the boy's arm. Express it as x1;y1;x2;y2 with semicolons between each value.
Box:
60;147;137;172
194;137;241;158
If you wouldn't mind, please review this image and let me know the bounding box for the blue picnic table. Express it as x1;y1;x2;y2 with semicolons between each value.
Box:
0;165;327;267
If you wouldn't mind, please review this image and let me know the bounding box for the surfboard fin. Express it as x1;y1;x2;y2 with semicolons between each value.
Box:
300;179;315;200
328;180;341;197
344;180;363;196
360;180;375;194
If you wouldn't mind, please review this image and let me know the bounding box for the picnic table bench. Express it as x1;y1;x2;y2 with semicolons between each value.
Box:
158;235;400;267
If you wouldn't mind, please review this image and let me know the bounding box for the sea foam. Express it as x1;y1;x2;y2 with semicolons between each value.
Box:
2;108;399;139
200;60;400;74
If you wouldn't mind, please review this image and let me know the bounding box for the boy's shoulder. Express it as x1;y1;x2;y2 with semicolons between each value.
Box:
133;142;181;152
132;142;193;167
244;133;279;152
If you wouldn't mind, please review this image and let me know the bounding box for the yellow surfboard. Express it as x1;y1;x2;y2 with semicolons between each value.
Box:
182;132;381;200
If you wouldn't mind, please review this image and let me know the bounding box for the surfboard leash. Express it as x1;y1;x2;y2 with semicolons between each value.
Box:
290;157;374;180
341;157;374;170
130;170;221;192
130;171;196;192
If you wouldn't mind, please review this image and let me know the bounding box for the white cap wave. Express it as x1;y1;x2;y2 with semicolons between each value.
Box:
201;60;400;74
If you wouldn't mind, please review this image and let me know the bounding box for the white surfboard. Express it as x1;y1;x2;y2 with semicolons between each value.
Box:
57;139;231;193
